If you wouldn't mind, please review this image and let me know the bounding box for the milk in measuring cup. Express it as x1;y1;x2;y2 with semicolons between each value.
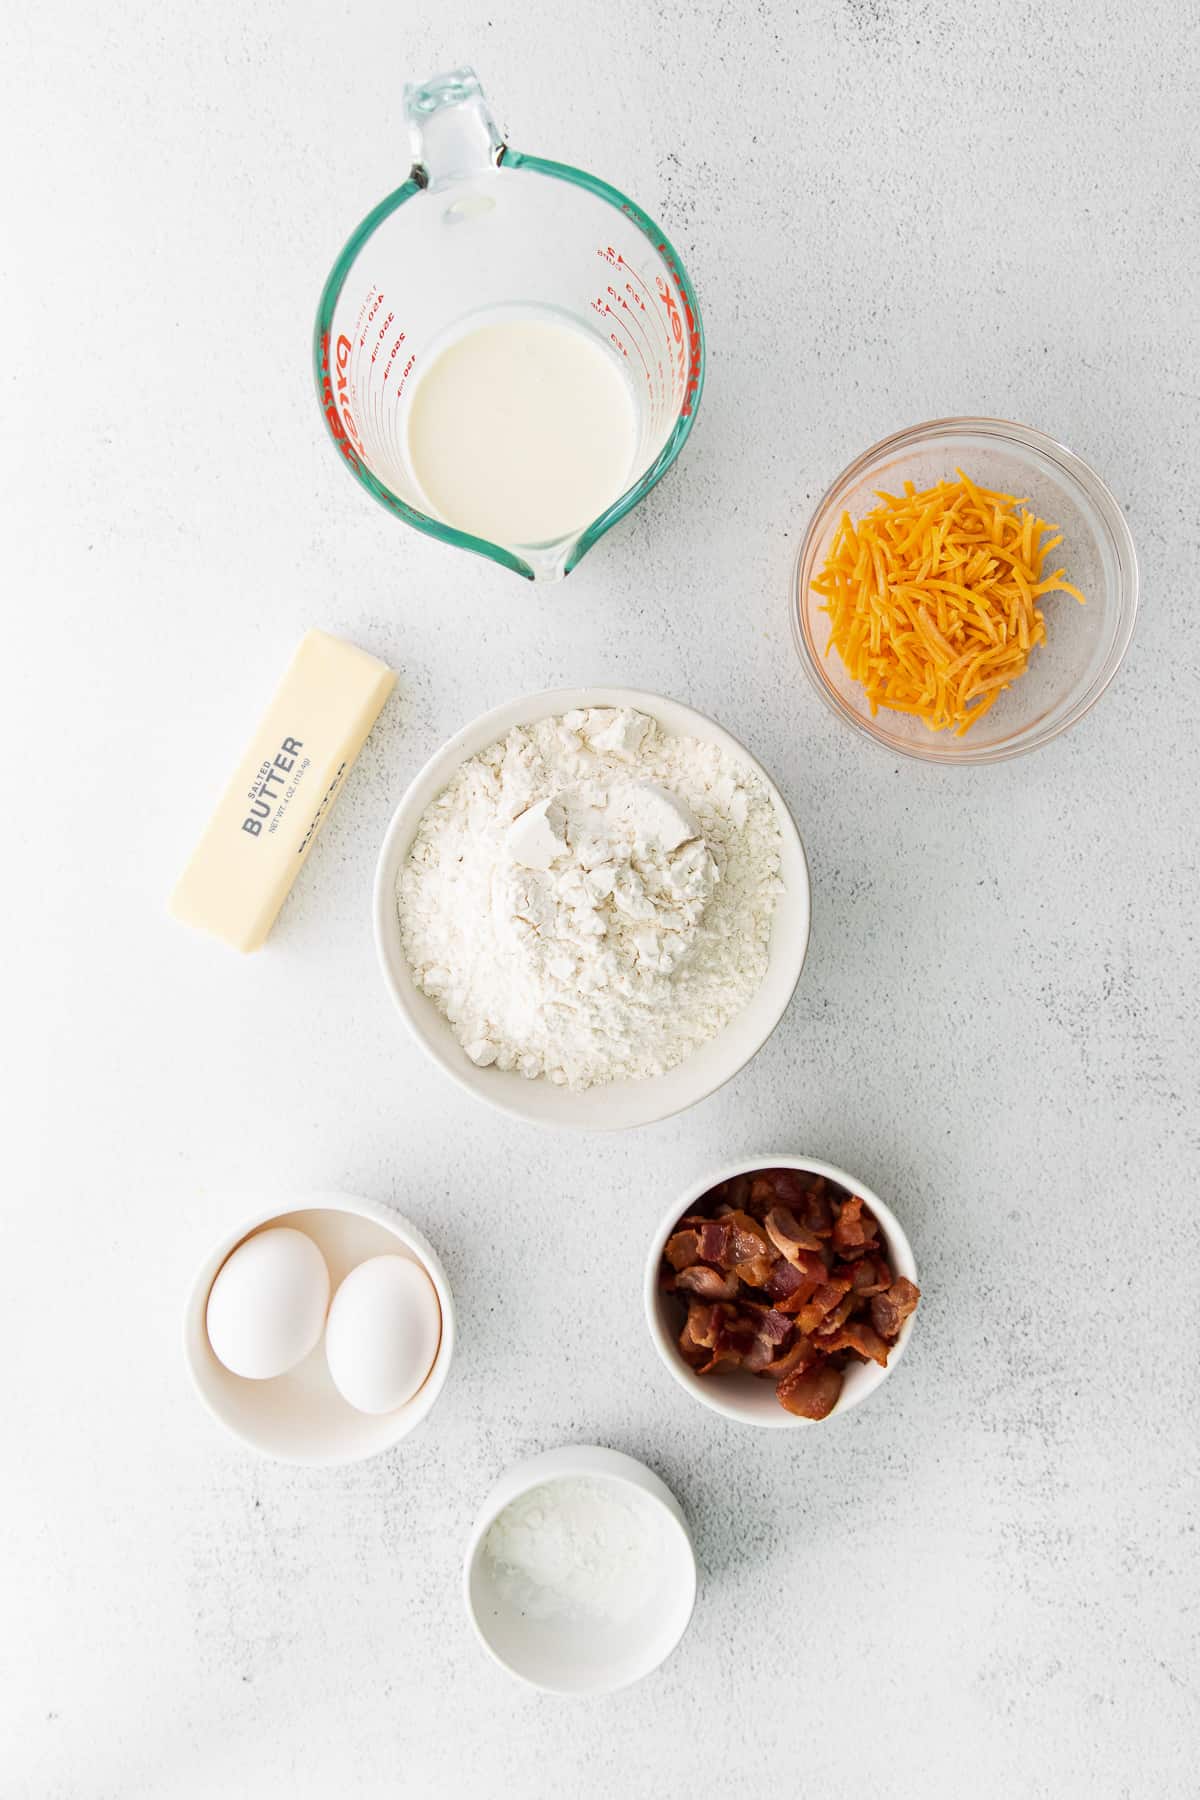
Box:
406;312;638;547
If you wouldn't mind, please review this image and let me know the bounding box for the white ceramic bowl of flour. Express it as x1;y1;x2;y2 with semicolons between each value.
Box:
463;1444;697;1694
373;687;810;1131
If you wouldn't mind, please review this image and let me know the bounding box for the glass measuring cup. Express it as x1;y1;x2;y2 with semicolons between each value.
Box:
314;69;704;581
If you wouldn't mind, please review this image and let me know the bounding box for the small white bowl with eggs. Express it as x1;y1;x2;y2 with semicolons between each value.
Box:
184;1191;455;1465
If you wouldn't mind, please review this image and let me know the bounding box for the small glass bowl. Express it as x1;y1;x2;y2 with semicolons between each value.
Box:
792;418;1138;764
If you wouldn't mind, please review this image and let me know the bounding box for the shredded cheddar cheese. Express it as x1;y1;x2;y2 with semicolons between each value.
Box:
812;471;1086;735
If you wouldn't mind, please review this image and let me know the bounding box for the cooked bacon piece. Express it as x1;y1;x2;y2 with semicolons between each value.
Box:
741;1303;794;1374
869;1293;899;1337
683;1301;722;1349
734;1255;775;1289
720;1309;758;1349
762;1168;815;1204
697;1306;758;1374
757;1169;836;1234
763;1204;824;1260
675;1264;740;1301
724;1174;751;1211
763;1307;793;1345
796;1184;835;1238
678;1302;717;1367
741;1302;793;1344
723;1210;774;1264
748;1175;792;1221
770;1250;828;1313
890;1277;920;1314
755;1331;822;1382
777;1361;844;1420
870;1277;921;1340
811;1290;858;1340
848;1254;893;1295
822;1321;890;1367
697;1218;733;1266
832;1195;879;1258
762;1257;805;1301
794;1274;854;1334
664;1229;703;1271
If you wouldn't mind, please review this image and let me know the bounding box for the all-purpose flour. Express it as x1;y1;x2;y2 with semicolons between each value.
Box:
397;707;782;1089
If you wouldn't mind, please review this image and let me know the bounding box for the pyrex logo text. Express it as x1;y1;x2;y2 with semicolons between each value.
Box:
655;265;701;418
318;331;363;472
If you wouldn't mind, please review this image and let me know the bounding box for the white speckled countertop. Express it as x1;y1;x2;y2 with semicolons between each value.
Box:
5;2;1198;1795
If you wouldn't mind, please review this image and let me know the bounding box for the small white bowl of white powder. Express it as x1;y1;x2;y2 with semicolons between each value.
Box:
374;688;810;1130
463;1444;697;1694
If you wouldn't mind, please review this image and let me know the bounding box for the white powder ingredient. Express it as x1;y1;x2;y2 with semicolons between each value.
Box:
397;707;782;1088
483;1477;665;1624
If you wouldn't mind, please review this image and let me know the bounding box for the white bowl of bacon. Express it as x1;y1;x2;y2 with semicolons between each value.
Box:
644;1156;921;1427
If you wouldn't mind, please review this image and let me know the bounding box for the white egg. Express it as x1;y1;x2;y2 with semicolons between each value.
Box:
206;1226;330;1380
324;1255;441;1415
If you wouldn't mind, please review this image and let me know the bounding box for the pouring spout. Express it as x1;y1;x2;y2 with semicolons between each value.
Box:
518;537;577;583
404;68;505;190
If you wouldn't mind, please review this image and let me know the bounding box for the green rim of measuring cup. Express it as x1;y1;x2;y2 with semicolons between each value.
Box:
312;150;706;580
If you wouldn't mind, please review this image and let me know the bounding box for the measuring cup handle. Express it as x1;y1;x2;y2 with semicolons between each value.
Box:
404;68;504;189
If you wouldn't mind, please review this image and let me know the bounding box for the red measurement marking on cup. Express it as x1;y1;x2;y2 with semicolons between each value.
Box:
369;306;395;366
597;247;666;327
382;325;414;388
590;292;655;393
607;284;659;364
598;246;673;330
360;288;388;348
594;249;667;391
597;244;680;412
622;273;648;312
393;352;416;397
615;280;669;424
605;286;658;396
601;242;697;413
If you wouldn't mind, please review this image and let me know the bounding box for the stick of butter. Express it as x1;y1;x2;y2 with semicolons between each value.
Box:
170;629;395;951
